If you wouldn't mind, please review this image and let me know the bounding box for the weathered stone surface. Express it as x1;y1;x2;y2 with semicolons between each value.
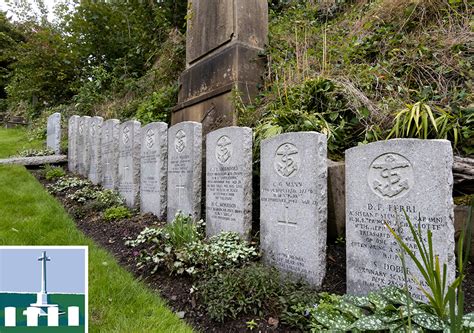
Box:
88;116;103;184
76;116;91;176
140;122;168;219
206;126;252;239
67;116;80;172
186;0;268;64
260;132;328;287
328;160;346;239
346;139;455;301
101;119;120;190
167;121;202;222
0;155;67;166
46;113;61;154
118;120;141;208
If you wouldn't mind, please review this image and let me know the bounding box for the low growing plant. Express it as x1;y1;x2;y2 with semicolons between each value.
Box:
164;213;203;249
66;186;98;203
103;206;132;221
94;189;124;209
44;165;66;180
17;148;54;157
47;176;90;194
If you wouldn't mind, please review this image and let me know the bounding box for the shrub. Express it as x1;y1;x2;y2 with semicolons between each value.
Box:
104;206;132;221
94;189;124;209
44;165;66;180
66;186;97;203
47;176;90;194
164;213;202;249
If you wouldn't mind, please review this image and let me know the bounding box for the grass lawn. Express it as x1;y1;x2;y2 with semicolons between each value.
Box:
0;128;193;333
0;127;44;158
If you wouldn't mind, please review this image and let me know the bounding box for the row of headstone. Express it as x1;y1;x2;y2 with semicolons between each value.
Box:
68;116;454;297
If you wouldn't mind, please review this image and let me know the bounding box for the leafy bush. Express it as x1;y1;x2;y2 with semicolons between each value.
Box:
17;148;54;157
44;165;66;180
103;206;132;221
135;84;178;125
66;186;97;203
94;189;124;209
164;213;202;249
47;176;90;194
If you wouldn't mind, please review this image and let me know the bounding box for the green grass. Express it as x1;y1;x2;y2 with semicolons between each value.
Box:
0;128;193;333
0;128;44;158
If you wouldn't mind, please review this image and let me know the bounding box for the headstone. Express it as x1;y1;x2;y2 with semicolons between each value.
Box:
118;120;141;208
206;127;252;239
26;307;40;326
46;112;61;154
88;116;104;184
67;115;80;172
47;307;59;326
172;0;268;134
346;139;455;301
167;121;202;222
260;132;328;287
68;306;80;326
76;116;91;176
5;307;16;327
101;119;120;189
140;122;168;219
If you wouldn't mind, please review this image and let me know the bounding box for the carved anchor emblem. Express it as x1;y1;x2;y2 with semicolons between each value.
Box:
216;135;232;164
145;129;155;149
275;143;299;178
123;126;130;144
175;130;186;153
372;154;410;198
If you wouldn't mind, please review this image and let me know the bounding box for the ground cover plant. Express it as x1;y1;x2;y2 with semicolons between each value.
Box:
0;128;193;333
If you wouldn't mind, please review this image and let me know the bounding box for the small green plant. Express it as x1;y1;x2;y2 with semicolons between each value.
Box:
103;206;132;221
17;148;55;157
94;189;124;209
44;165;66;180
47;176;90;194
246;319;258;330
66;186;97;203
165;213;202;249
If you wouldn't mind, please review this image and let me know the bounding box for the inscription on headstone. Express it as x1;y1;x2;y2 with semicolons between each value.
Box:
167;121;202;222
101;119;120;189
260;132;327;287
140;122;168;219
76;116;91;176
67;115;79;172
46;112;61;154
206;127;252;239
118;121;141;208
88;116;103;184
346;139;455;301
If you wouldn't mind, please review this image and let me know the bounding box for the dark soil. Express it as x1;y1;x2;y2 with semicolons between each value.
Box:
31;169;473;332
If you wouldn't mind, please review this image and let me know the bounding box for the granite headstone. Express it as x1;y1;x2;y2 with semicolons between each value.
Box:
46;112;61;154
67;115;79;172
77;116;91;176
101;119;120;189
118;120;141;208
88;116;103;184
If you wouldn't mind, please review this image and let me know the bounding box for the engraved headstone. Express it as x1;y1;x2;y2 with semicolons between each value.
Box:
118;120;141;208
260;132;328;287
167;121;202;222
46;112;61;154
206;127;252;239
67;115;80;172
101;119;120;189
346;139;455;301
140;122;168;219
76;116;91;176
88;116;103;184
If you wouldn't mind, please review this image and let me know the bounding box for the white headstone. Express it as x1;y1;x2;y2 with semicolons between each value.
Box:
68;306;80;326
47;307;59;326
5;307;16;327
118;120;141;208
77;116;91;176
346;139;455;301
206;126;253;239
46;112;61;154
26;307;40;327
167;121;202;222
68;115;80;172
88;116;104;184
101;119;120;189
140;122;168;219
260;132;328;287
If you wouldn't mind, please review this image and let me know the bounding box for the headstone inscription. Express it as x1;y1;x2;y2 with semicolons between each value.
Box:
46;112;61;154
67;115;80;172
101;119;120;189
345;139;455;301
167;121;202;222
206;127;252;239
88;116;103;184
76;116;91;176
140;122;168;219
260;132;328;287
118;120;141;208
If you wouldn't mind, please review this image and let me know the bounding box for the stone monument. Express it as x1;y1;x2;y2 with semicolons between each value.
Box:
101;119;120;189
172;0;268;133
77;116;91;176
67;115;79;172
260;132;328;287
46;113;61;154
167;121;202;222
206;126;253;239
88;116;103;184
118;120;141;208
345;139;455;301
140;122;168;219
